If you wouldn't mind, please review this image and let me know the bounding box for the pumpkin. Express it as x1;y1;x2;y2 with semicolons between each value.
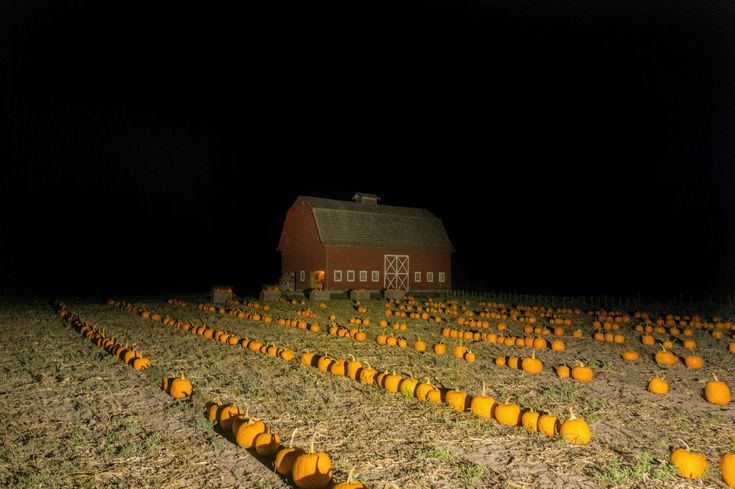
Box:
495;356;507;367
234;418;267;448
556;364;571;379
521;352;543;375
218;404;245;431
301;351;317;367
494;399;521;427
399;374;420;398
205;401;220;421
551;339;565;352
721;449;735;488
521;408;540;433
655;345;678;366
383;372;403;393
275;429;305;477
705;373;731;405
453;341;468;359
169;373;193;399
507;356;519;369
281;348;295;362
292;433;333;489
641;334;655;346
445;389;468;412
684;355;704;369
683;339;697;350
621;351;640;362
427;389;442;404
647;376;669;394
317;354;333;372
332;467;364;489
131;355;151;370
415;378;437;401
470;382;494;419
253;431;281;456
671;444;708;479
538;413;559;437
329;358;347;377
358;362;377;385
433;342;447;355
414;338;427;352
559;407;591;445
346;355;362;380
464;350;476;363
571;363;593;382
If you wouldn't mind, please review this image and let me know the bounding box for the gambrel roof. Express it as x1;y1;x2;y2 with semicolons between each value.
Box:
299;196;454;251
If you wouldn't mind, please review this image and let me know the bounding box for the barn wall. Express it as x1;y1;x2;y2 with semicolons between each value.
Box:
278;198;326;290
324;246;451;291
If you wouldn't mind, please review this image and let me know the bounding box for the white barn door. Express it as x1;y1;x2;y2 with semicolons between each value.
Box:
384;255;409;290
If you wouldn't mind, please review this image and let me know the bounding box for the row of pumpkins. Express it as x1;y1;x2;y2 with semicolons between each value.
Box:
206;401;363;489
299;350;592;445
54;302;152;371
108;300;297;362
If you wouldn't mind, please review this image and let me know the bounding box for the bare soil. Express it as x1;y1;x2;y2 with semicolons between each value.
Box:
1;294;734;488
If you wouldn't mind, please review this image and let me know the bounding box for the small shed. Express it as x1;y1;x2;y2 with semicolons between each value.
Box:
277;193;454;292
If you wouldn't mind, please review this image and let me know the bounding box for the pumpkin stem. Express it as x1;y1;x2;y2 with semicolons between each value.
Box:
348;354;356;362
568;406;577;420
677;438;690;452
481;381;487;397
287;428;298;448
713;373;720;382
363;361;371;370
346;467;356;483
308;432;317;454
423;377;431;384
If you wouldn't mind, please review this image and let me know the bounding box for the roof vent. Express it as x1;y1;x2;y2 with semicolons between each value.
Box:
352;192;380;205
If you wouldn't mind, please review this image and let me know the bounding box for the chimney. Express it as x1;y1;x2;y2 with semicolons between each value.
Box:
352;192;380;205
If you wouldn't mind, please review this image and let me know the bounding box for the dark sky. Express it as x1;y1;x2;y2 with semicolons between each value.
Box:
3;0;735;299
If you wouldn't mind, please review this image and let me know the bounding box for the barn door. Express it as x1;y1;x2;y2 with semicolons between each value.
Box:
384;255;409;291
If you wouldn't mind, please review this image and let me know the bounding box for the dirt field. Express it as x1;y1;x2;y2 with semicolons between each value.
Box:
2;293;734;488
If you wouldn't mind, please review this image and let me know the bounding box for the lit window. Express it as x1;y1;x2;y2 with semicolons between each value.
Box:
414;271;421;282
371;271;379;282
334;270;342;282
347;270;355;282
438;272;446;283
427;272;434;283
299;270;305;282
359;270;367;282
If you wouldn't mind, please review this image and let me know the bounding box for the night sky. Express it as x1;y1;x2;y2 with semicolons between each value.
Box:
3;0;735;300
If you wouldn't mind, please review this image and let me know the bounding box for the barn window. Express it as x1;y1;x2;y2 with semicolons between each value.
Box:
347;270;355;282
299;270;305;282
438;272;446;283
414;271;421;282
426;272;434;283
334;270;342;282
371;271;379;282
359;270;367;282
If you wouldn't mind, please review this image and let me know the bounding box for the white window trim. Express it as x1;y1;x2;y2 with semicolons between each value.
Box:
359;270;367;282
334;270;342;282
426;272;434;283
371;270;379;282
438;272;446;283
414;271;421;283
299;270;305;282
346;270;355;282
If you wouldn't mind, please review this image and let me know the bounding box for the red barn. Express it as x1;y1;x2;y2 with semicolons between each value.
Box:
278;193;454;293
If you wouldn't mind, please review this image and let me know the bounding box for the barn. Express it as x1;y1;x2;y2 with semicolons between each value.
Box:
277;193;454;293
